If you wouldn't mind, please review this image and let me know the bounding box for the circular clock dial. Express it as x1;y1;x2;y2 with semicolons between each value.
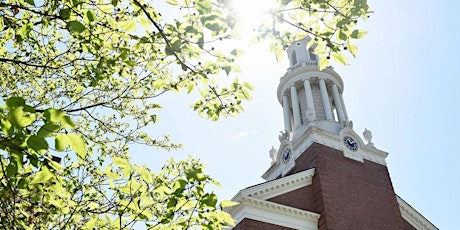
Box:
282;148;292;163
343;136;358;152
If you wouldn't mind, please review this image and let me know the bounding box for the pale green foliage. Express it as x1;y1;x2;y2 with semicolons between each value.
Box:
0;0;370;228
255;0;372;70
1;98;236;229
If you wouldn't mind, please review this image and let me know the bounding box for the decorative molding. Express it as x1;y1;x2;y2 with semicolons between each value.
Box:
228;196;320;230
263;126;388;181
235;168;315;201
277;67;343;105
397;195;438;230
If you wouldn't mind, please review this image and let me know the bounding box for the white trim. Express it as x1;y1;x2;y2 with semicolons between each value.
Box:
277;66;344;105
228;196;320;230
397;195;438;230
234;168;315;201
263;126;388;181
227;169;318;229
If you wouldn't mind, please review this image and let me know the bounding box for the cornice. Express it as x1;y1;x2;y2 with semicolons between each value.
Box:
277;66;343;104
235;168;315;201
228;196;320;230
262;126;388;181
397;195;438;230
239;196;320;221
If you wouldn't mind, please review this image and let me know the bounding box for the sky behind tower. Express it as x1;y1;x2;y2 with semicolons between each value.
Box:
131;0;460;229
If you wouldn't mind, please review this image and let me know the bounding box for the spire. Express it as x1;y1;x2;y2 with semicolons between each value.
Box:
277;37;348;141
263;38;388;181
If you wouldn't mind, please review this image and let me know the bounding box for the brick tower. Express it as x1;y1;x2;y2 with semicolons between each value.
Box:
227;38;437;230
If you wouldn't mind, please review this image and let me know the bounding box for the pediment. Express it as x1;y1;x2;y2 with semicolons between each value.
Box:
233;168;315;201
227;169;319;230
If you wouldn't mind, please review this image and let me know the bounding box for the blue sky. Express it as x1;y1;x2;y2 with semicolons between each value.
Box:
131;0;460;229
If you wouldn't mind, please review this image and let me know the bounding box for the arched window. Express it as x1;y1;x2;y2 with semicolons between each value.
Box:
291;50;297;65
308;48;316;61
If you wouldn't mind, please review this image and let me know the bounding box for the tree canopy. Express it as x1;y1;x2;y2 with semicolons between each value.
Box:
0;0;371;228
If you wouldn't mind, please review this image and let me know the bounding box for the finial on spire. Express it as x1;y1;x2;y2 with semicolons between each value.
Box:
278;130;289;143
286;37;318;69
363;128;374;147
269;146;278;164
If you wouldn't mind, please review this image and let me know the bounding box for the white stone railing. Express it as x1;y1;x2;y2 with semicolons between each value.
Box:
286;61;318;73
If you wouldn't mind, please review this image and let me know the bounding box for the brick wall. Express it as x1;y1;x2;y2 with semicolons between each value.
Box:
233;142;417;230
268;186;316;212
284;143;414;230
233;218;295;230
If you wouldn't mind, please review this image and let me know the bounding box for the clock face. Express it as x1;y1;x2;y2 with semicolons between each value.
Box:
343;136;358;152
282;148;292;163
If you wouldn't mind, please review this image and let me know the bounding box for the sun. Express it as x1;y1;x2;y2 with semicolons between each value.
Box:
225;0;275;29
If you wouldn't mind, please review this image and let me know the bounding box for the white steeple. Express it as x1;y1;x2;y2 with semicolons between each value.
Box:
278;37;349;141
262;37;389;181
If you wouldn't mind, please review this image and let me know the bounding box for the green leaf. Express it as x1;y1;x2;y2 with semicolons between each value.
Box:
8;106;36;128
55;133;68;151
166;0;178;5
30;167;54;184
347;43;358;57
27;135;49;152
220;200;239;208
133;165;152;184
7;153;23;177
67;21;86;33
1;118;12;136
306;37;316;49
318;56;329;71
59;8;71;20
196;0;212;14
124;20;136;33
201;193;218;207
37;122;60;138
113;157;130;169
173;179;187;195
86;10;95;22
242;82;254;90
350;29;368;39
61;115;76;129
170;37;181;50
151;79;167;90
204;22;220;32
44;108;64;122
67;134;86;158
83;218;98;229
217;211;236;226
167;197;177;209
44;109;75;129
230;49;245;57
187;82;195;94
6;97;25;109
338;31;347;41
6;163;18;177
197;33;204;48
223;66;231;76
72;0;80;6
25;0;35;6
332;52;349;65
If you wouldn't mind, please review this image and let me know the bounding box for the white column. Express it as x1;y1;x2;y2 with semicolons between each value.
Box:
340;93;348;121
318;78;333;120
303;79;316;121
331;84;345;122
282;95;292;132
290;85;302;128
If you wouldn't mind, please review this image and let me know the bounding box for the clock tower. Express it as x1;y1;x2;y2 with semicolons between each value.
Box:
227;37;437;230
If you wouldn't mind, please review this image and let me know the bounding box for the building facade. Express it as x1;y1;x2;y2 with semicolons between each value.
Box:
227;38;437;230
